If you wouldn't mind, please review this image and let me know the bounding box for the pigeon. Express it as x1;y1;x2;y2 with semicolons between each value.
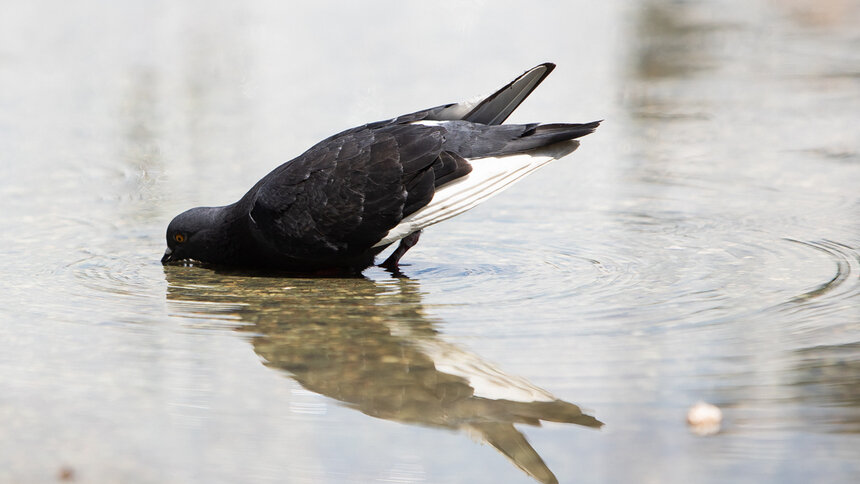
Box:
161;63;600;273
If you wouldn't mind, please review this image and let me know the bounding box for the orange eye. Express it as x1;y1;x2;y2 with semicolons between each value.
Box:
174;233;186;243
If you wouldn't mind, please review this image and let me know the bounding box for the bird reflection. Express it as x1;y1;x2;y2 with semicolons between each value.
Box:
164;266;601;484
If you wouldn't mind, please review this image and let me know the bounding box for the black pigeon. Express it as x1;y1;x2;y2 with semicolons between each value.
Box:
162;63;600;273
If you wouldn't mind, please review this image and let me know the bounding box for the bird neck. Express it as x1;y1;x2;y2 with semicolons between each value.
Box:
190;205;250;265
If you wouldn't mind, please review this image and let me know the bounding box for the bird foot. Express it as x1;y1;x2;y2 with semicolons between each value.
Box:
379;231;421;271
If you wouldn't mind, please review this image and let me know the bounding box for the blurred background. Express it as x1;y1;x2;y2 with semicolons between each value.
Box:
0;1;858;483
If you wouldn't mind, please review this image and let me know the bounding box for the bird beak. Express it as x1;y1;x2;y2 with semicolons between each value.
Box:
161;248;174;265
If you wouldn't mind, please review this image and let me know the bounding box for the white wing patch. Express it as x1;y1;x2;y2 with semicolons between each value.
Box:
373;141;578;248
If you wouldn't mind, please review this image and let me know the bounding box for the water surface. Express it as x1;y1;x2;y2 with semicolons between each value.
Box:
1;1;858;483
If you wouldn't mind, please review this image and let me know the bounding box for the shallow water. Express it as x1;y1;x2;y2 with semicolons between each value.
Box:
1;1;859;483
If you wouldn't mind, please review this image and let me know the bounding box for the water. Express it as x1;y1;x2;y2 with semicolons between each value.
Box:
1;1;859;483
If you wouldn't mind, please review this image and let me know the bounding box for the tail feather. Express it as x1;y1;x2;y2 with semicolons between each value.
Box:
525;121;602;139
503;120;601;154
463;63;556;125
432;63;556;124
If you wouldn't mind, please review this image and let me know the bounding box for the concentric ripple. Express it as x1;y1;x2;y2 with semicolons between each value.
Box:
773;239;860;327
782;239;860;303
402;238;641;311
391;209;860;344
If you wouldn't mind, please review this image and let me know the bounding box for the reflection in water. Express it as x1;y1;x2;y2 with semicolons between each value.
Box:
789;343;860;432
164;267;601;484
631;0;726;80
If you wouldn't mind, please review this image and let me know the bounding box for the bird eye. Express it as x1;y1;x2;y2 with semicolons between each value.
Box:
174;233;186;243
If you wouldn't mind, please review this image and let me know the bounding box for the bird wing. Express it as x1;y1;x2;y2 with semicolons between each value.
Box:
373;121;600;247
247;124;469;263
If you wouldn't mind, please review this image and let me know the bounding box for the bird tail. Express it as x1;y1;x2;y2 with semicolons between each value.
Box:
432;63;556;125
463;63;556;125
526;121;602;142
499;120;602;155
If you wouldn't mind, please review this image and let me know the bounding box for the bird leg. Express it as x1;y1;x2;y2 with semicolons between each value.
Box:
380;230;421;270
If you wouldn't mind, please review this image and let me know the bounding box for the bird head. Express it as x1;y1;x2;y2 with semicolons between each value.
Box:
161;206;224;265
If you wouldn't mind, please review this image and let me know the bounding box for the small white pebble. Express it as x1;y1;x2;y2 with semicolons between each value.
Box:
687;401;722;436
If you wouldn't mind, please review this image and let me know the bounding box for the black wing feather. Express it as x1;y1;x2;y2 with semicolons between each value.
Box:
248;124;448;264
431;151;472;188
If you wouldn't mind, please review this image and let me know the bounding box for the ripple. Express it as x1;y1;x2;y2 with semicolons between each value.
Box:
396;207;860;344
774;239;860;327
44;242;170;328
405;239;641;311
72;253;156;299
783;240;858;301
